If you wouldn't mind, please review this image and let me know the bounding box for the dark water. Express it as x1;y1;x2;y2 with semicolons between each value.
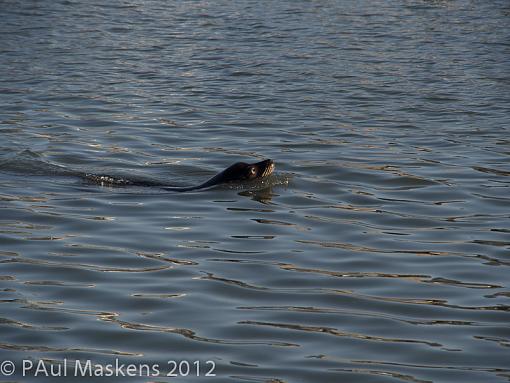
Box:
1;1;510;382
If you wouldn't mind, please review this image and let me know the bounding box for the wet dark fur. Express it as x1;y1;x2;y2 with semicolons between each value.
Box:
84;159;275;192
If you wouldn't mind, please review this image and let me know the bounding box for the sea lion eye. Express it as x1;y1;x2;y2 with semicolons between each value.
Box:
248;167;257;178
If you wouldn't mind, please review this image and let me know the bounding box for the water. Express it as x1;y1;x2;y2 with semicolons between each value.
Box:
1;1;509;382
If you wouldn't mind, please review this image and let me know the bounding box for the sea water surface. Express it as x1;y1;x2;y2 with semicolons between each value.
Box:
1;1;509;382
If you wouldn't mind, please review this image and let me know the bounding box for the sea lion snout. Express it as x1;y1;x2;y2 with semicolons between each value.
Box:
259;159;275;177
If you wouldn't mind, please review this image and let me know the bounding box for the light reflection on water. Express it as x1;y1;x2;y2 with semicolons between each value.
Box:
1;1;510;382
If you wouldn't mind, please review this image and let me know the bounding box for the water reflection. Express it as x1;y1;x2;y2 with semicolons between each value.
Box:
1;1;509;382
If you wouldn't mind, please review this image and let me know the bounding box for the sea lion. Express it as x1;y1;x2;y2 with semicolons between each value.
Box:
85;159;275;192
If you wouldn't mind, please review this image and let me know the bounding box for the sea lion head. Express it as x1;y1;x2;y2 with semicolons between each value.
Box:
221;159;275;183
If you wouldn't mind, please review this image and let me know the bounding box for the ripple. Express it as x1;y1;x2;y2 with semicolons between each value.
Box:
0;342;140;356
99;314;298;348
1;256;171;273
239;321;444;349
1;1;509;381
